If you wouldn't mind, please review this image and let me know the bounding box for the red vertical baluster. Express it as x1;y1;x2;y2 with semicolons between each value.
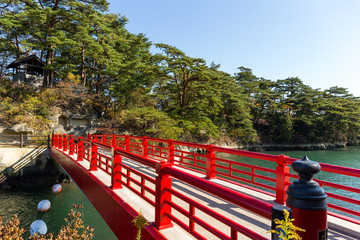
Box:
141;178;145;197
206;145;216;179
275;154;289;204
155;162;173;230
142;136;148;158
112;134;116;147
189;205;195;232
251;168;255;183
125;135;130;152
168;140;174;165
126;170;130;186
231;228;237;240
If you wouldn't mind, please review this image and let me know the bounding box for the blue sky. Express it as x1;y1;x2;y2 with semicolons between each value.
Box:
107;0;360;96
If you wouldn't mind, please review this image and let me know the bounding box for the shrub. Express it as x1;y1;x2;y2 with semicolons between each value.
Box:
268;209;305;240
0;204;94;240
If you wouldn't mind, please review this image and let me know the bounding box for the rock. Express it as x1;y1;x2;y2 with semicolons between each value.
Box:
10;124;34;134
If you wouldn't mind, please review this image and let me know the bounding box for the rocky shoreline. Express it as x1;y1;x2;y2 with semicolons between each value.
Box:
240;142;348;151
204;140;351;151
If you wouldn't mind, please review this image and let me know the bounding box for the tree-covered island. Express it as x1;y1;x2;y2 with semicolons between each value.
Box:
1;0;359;149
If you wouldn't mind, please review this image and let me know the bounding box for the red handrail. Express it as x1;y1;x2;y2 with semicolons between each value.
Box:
51;133;360;234
163;164;273;219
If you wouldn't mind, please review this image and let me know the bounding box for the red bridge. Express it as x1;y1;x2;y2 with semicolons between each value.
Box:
50;134;360;240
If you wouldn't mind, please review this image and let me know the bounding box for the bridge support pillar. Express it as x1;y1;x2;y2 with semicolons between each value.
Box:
155;163;173;230
286;155;328;240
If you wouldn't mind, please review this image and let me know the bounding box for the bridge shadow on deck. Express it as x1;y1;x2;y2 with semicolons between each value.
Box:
120;157;271;235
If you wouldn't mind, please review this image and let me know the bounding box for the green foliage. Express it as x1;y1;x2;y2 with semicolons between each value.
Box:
119;107;182;140
268;210;305;240
1;0;360;146
0;79;52;132
132;211;148;240
235;69;360;145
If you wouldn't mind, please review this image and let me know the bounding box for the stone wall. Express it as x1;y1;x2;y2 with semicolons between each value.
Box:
0;147;68;188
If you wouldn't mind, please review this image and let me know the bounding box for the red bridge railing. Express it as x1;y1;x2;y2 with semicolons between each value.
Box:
52;133;360;231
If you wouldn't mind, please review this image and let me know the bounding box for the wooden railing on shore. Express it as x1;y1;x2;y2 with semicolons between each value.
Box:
0;134;50;148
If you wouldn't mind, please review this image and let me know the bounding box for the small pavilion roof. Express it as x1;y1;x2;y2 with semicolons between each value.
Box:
6;54;46;69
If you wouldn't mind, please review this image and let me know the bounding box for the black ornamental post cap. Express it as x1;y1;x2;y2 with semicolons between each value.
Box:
292;155;321;182
286;155;327;210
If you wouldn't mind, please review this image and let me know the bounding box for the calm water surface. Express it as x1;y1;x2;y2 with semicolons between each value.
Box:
1;146;359;239
218;146;360;219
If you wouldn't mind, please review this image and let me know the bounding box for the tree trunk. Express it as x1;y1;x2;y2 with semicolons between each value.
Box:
80;43;86;86
0;53;9;77
44;47;54;88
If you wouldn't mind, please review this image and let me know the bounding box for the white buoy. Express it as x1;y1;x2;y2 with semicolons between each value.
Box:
37;199;51;212
52;184;62;193
30;220;47;236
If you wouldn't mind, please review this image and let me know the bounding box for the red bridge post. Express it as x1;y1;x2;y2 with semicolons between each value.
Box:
155;163;173;230
77;137;84;161
69;135;74;155
53;133;58;148
168;140;174;165
206;145;216;179
58;134;63;150
90;141;98;171
125;135;130;152
87;133;92;140
275;154;290;204
51;132;55;147
286;156;328;239
63;134;68;152
142;136;148;158
111;148;122;189
112;134;116;147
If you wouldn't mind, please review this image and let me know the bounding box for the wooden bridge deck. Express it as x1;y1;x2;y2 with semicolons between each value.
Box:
52;148;359;240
